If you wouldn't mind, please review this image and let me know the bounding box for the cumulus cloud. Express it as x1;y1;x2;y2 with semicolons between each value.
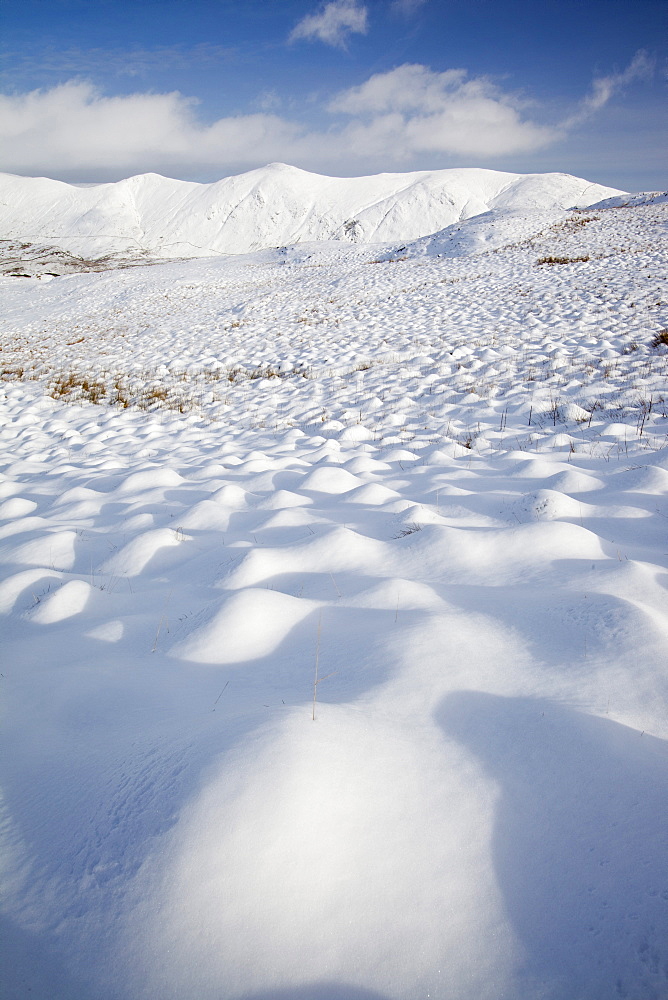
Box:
562;50;654;128
289;1;368;48
330;64;557;157
0;81;302;178
0;56;652;181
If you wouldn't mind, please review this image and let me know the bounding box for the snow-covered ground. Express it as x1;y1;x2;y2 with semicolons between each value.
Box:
1;182;667;1000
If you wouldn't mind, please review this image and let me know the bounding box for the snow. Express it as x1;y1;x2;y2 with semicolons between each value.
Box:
1;168;667;1000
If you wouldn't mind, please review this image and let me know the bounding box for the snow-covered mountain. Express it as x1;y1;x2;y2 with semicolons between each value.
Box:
0;162;623;258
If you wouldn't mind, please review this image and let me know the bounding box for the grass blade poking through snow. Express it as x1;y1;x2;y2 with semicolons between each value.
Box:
312;611;336;720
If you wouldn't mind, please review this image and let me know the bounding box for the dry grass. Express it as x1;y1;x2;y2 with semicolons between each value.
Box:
536;255;591;266
394;522;423;538
51;373;107;404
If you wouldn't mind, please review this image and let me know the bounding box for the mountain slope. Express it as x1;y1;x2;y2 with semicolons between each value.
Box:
0;163;623;259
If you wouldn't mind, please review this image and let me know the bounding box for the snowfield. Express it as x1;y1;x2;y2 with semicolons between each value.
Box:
0;167;667;1000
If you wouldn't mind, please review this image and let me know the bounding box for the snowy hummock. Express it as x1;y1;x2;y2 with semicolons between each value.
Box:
0;187;667;1000
0;162;622;272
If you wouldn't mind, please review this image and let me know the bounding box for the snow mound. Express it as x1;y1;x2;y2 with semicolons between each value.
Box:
172;588;316;664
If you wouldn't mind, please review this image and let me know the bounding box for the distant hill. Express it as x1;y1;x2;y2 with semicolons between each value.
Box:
0;162;623;259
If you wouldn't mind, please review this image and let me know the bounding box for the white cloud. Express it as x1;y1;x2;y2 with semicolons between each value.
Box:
0;57;653;181
0;81;302;177
289;1;368;49
562;50;654;128
330;65;468;114
329;64;557;157
391;0;428;15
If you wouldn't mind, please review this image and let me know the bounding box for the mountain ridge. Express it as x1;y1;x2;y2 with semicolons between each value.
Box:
0;163;624;259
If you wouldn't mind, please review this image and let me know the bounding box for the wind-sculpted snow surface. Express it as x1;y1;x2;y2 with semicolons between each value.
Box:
0;163;622;271
0;195;667;1000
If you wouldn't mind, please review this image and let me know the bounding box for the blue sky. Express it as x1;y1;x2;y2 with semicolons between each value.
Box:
1;0;665;189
